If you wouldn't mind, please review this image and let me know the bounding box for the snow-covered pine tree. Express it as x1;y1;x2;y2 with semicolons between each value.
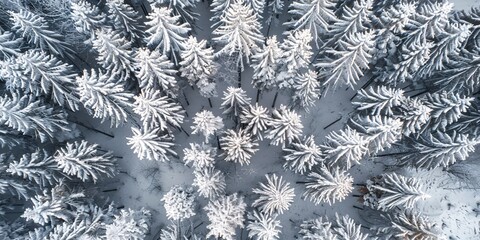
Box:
133;88;185;131
276;29;313;88
161;185;196;221
193;167;226;199
303;166;353;205
127;127;177;162
404;1;452;47
416;22;471;78
210;0;233;27
332;213;369;240
376;210;442;239
106;0;143;39
53;140;117;183
252;174;295;216
401;130;479;169
246;0;265;16
220;128;259;165
265;105;303;147
149;0;199;26
180;36;216;86
292;70;321;109
9;9;70;57
92;28;134;78
365;172;430;210
191;110;224;143
2;50;79;110
134;48;178;95
22;185;85;226
105;208;151;240
183;142;217;169
298;217;337;239
326;0;372;48
0;31;21;58
282;135;322;174
70;0;106;37
251;36;282;92
7;149;59;188
247;210;282;240
286;0;337;45
76;69;133;128
145;7;190;64
397;97;432;136
351;115;403;154
204;193;246;240
220;87;252;117
353;86;405;116
317;30;376;90
240;103;271;140
0;93;71;142
212;0;263;70
321;127;369;169
0;126;24;149
424;91;474;131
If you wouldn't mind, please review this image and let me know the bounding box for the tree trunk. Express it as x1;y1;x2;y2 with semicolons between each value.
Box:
208;98;213;108
238;65;242;88
256;89;261;103
71;120;114;138
271;91;279;108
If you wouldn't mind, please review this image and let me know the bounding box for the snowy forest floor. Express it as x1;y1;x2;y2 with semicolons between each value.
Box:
72;0;480;239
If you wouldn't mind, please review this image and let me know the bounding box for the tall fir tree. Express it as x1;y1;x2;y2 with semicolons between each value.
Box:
134;48;178;95
127;127;177;162
265;105;303;147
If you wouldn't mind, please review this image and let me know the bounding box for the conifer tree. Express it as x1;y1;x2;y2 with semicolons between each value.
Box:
247;210;282;240
424;91;474;131
327;0;372;47
149;0;199;26
265;105;303;147
204;193;246;240
251;36;282;92
127;127;177;162
70;0;106;36
213;0;264;70
53;140;117;183
365;172;430;210
317;30;376;90
0;93;71;142
380;210;442;239
162;186;196;221
180;36;216;86
304;166;353;205
351;115;403;154
191;110;224;143
134;48;178;95
286;0;337;45
252;174;295;216
240;103;271;140
333;213;369;240
105;208;151;240
292;70;321;109
0;31;21;58
299;217;336;239
353;86;405;116
398;97;432;136
133;88;185;131
401;130;479;169
9;10;70;56
220;129;259;166
183;143;217;169
193;167;226;199
220;87;252;117
145;7;190;64
92;28;134;77
430;52;480;94
283;135;322;174
211;0;234;27
7;149;59;187
106;0;143;39
321;127;369;169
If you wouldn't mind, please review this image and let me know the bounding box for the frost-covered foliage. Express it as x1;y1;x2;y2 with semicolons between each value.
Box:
133;88;185;130
134;48;177;94
251;36;282;90
104;208;151;240
70;0;105;36
193;167;226;199
204;193;246;240
53;140;117;183
397;97;432;136
321;127;369;169
7;149;59;187
221;87;252;117
220;129;259;165
213;0;263;69
247;210;282;240
424;91;474;131
292;70;321;109
364;172;430;211
180;36;216;86
277;30;313;87
304;166;353;205
375;210;442;239
328;0;372;45
106;0;143;39
127;127;177;161
252;174;295;216
76;69;133;127
92;28;134;77
299;214;369;240
283;135;322;174
240;103;271;140
352;115;403;154
353;86;405;116
183;143;217;169
265;105;303;147
191;110;224;142
146;7;190;63
162;185;196;221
